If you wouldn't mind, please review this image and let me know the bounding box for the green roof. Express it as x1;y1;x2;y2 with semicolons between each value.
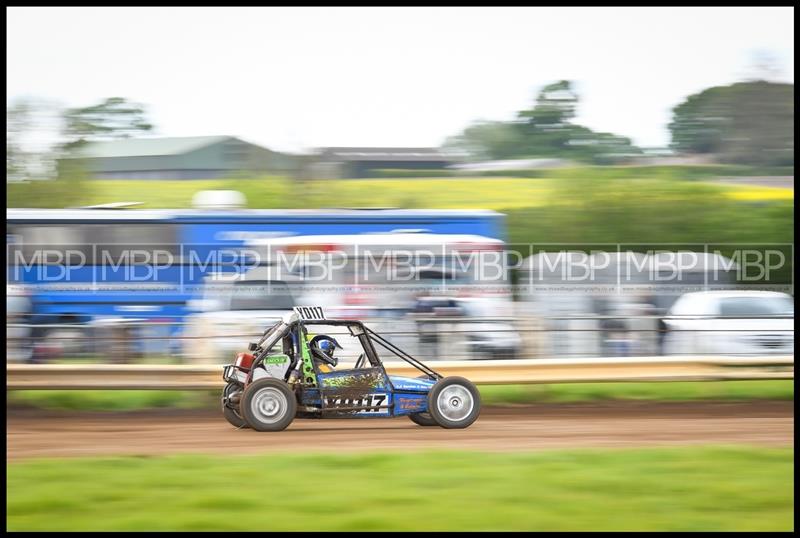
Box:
74;136;235;158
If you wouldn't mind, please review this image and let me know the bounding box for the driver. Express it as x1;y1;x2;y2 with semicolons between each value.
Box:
308;335;342;373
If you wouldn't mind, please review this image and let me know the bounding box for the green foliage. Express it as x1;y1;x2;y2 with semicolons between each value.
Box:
669;81;794;166
8;390;216;411
445;80;641;162
504;176;793;284
6;98;63;182
7;175;295;209
62;97;153;151
7;447;794;531
475;164;793;179
6;96;157;186
6;159;94;208
7;100;33;180
443;120;527;160
505;177;794;245
518;80;579;126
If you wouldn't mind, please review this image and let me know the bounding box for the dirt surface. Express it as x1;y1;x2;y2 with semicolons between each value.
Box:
7;401;793;461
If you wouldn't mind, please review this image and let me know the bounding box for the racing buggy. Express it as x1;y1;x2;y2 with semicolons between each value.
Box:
221;307;481;431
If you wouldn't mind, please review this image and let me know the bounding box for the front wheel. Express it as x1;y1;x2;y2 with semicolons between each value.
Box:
240;379;297;432
221;382;249;429
427;376;481;429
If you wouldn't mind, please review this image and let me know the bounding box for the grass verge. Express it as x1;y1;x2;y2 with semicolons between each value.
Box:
6;446;793;531
478;380;795;404
8;168;793;211
7;380;794;412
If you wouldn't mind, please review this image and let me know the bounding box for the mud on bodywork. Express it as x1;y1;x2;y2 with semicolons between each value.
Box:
315;369;391;415
319;369;386;390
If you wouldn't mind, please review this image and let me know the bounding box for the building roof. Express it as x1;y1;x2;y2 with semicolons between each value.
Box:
316;147;451;162
73;136;236;159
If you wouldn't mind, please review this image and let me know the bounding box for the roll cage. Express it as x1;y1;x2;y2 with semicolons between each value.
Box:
245;318;443;387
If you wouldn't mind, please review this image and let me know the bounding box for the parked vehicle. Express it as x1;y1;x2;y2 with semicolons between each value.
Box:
182;267;299;363
518;251;739;358
245;231;520;359
662;291;794;355
7;285;33;362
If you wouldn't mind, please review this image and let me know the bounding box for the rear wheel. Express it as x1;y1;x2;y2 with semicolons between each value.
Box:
427;376;481;429
221;382;248;429
240;378;297;432
409;412;438;427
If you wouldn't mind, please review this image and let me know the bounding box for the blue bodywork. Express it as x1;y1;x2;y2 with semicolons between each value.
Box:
300;371;436;418
387;375;436;416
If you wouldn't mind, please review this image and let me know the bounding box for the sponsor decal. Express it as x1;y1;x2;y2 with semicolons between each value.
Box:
397;397;424;411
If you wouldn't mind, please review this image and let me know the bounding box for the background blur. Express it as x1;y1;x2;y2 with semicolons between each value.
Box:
6;6;794;532
7;7;794;365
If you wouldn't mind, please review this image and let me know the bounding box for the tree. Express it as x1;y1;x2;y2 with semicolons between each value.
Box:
442;121;526;161
6;100;33;180
6;98;62;181
444;80;640;163
62;97;153;151
517;80;578;130
668;81;794;166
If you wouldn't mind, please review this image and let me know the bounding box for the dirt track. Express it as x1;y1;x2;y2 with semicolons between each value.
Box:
7;401;793;461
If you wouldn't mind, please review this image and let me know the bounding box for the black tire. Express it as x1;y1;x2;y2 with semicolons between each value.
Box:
409;412;438;427
240;378;297;432
409;375;439;426
426;376;481;429
221;382;249;429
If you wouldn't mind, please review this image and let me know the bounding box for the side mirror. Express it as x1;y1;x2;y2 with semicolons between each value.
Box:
248;342;258;352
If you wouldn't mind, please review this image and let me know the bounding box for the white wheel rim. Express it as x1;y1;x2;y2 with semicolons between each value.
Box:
251;387;288;424
437;385;474;422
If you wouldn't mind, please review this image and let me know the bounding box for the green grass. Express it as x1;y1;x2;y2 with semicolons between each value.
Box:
73;175;796;211
479;380;795;404
8;166;793;211
8;380;793;412
6;447;794;531
7;390;216;411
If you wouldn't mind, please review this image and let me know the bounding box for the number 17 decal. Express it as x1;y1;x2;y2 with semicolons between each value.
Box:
325;393;387;413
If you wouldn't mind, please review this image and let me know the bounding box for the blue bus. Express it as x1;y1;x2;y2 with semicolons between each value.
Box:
7;208;506;339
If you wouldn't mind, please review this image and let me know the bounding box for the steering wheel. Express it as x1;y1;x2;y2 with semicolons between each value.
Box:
354;353;366;369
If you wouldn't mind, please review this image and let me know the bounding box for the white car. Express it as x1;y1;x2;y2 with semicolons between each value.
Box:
182;277;297;363
411;296;521;360
662;291;794;355
7;285;33;362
